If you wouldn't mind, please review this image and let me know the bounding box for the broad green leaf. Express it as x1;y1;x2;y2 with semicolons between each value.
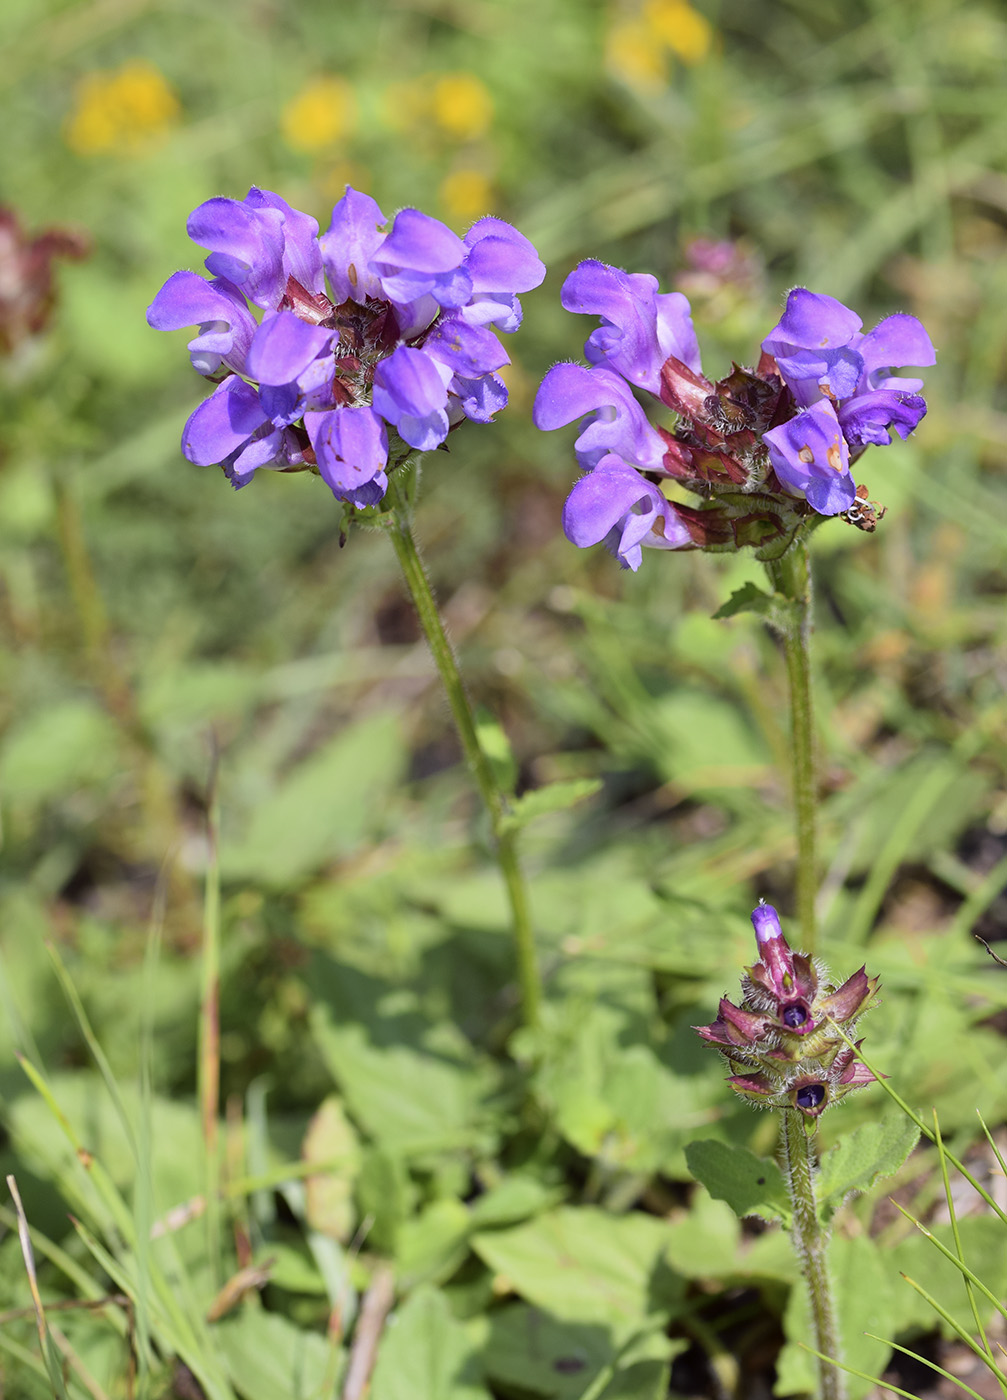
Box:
664;1190;741;1279
472;1207;685;1334
502;778;603;832
370;1286;490;1400
483;1305;675;1400
776;1234;895;1400
215;1307;338;1400
817;1115;919;1218
311;1014;499;1158
223;709;407;885
685;1139;789;1224
395;1198;472;1290
0;700;121;801
302;1096;361;1242
469;1176;560;1229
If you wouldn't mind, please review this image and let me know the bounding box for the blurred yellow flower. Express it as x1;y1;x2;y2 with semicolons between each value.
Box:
432;74;492;141
605;18;667;87
65;59;180;154
281;76;356;153
606;0;713;88
439;169;493;222
643;0;713;64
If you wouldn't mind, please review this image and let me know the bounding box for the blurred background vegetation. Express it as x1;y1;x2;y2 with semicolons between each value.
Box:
2;0;1007;1396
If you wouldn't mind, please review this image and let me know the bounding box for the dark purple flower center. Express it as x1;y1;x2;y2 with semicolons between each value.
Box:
795;1083;826;1110
781;1001;809;1030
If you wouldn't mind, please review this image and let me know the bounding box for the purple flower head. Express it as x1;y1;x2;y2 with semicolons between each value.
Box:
561;260;701;394
695;902;881;1118
149;186;544;503
562;455;691;571
763;399;855;516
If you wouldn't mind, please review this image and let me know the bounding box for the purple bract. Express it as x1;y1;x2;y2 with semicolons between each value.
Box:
148;186;545;503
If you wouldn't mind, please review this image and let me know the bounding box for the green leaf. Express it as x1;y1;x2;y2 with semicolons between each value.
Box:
474;708;517;795
502;778;603;832
685;1139;790;1224
712;581;779;620
817;1115;920;1218
370;1286;490;1400
483;1305;675;1400
223;709;407;886
215;1307;339;1400
664;1189;741;1279
395;1198;472;1290
776;1234;895;1400
0;700;121;801
472;1207;685;1335
302;1096;361;1243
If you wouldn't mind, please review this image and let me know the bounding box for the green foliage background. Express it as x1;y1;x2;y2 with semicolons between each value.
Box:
1;0;1007;1396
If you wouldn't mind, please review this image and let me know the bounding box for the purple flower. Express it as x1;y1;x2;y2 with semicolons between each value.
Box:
534;363;668;472
763;399;855;516
763;288;935;445
148;186;545;503
562;455;691;571
561;260;701;393
372;344;454;451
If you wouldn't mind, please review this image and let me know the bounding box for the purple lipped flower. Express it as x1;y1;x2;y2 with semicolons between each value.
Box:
149;185;544;505
561;260;701;394
461;218;547;332
562;455;691;571
147;271;257;376
763;399;855;516
372;344;454;451
534;363;668;473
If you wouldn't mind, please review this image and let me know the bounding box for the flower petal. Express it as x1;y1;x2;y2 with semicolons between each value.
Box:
304;405;389;500
319;187;387;304
181;376;268;466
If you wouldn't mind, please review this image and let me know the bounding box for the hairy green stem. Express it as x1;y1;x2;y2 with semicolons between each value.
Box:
781;1110;845;1400
766;540;817;953
383;479;541;1030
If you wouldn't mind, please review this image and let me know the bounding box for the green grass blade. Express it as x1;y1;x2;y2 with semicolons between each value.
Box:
865;1335;992;1400
898;1274;1007;1386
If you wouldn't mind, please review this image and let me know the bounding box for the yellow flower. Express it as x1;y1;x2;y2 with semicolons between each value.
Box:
605;18;667;88
432;73;492;141
281;76;356;153
65;59;180;154
643;0;713;65
439;169;493;222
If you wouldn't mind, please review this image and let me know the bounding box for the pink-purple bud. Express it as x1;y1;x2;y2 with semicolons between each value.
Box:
695;903;880;1119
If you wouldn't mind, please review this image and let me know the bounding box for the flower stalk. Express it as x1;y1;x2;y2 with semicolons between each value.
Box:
383;469;541;1031
781;1109;845;1400
766;539;818;953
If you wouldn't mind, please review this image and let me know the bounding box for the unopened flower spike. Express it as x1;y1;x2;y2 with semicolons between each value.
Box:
696;902;880;1119
535;264;934;569
148;185;545;504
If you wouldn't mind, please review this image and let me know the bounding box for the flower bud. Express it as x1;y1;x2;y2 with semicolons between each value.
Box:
695;903;880;1118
